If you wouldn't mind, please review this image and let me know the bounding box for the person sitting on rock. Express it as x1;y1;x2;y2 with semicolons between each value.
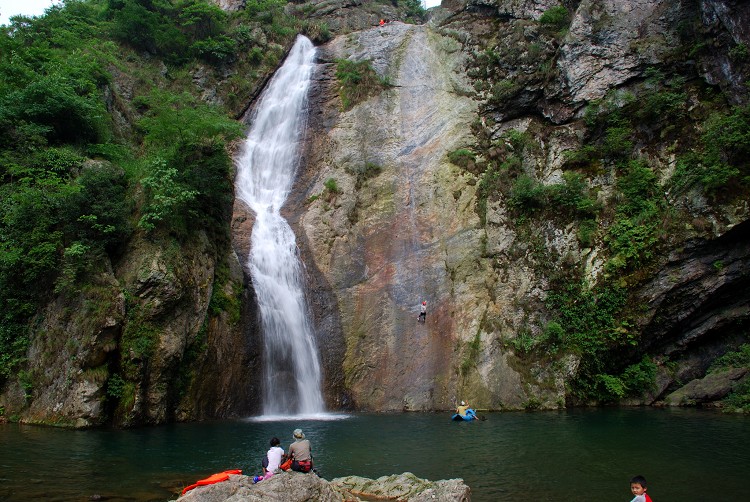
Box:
287;428;313;473
254;436;285;483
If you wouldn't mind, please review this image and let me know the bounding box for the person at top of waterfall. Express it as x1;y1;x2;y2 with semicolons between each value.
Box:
418;301;427;323
287;429;313;473
379;18;385;27
253;437;285;483
628;475;653;502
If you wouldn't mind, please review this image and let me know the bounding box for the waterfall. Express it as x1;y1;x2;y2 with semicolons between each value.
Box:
235;35;324;417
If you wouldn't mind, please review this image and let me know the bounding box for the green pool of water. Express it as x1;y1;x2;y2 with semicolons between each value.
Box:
1;408;748;501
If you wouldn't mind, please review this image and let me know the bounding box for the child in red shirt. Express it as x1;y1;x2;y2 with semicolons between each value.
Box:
629;475;653;502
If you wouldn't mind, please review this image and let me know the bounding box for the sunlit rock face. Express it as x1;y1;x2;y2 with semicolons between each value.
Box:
290;22;561;411
288;1;749;412
294;22;485;411
558;0;683;104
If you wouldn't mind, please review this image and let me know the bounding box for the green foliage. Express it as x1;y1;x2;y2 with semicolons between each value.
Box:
71;163;130;252
595;373;626;401
402;0;426;23
191;35;237;64
447;148;476;169
0;0;270;394
563;145;601;172
510;174;544;211
547;172;599;218
511;330;537;355
0;325;28;381
728;43;748;62
722;379;750;412
510;172;598;219
0;67;110;146
546;281;629;357
138;157;198;231
335;59;391;111
673;152;739;194
302;21;331;44
135;90;240;236
324;177;340;194
709;341;750;411
616;160;658;214
475;130;530;223
178;0;228;40
476;163;503;224
208;261;241;324
710;344;750;372
605;161;661;273
544;277;655;403
489;79;521;105
460;331;482;376
601;125;633;159
120;295;159;381
136;90;242;149
18;369;34;400
108;0;190;64
242;0;288;19
541;321;565;354
605;217;659;272
620;356;657;396
107;373;127;399
635;68;687;125
539;6;571;33
578;219;597;247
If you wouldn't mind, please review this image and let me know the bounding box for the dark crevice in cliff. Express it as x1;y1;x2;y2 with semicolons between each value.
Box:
638;219;750;376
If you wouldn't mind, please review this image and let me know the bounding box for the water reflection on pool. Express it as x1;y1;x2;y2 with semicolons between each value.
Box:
0;408;748;501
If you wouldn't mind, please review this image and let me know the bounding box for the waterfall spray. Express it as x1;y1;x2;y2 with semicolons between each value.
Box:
235;35;324;416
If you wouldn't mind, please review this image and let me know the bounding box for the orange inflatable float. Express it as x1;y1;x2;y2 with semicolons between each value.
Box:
182;469;242;495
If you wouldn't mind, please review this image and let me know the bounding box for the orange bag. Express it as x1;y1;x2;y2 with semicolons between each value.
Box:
182;469;242;494
279;458;293;471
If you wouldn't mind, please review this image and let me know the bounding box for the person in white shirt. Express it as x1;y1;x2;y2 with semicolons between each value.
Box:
254;437;285;482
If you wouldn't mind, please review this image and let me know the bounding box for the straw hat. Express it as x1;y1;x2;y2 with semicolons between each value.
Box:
293;428;305;440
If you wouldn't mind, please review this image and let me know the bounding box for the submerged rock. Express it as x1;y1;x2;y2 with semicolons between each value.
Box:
175;471;470;502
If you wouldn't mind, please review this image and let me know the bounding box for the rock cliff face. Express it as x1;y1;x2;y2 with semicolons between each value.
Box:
285;0;749;411
293;22;487;411
0;225;258;427
2;0;749;426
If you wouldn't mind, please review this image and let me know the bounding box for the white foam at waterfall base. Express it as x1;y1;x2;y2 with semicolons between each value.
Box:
247;412;352;423
235;35;325;417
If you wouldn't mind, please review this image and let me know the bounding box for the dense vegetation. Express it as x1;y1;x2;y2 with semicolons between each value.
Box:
0;0;328;392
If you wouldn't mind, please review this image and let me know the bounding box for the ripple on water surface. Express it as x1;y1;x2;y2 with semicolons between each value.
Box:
1;408;749;501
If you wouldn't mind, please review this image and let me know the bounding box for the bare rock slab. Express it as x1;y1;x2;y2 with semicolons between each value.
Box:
175;471;470;502
331;472;471;501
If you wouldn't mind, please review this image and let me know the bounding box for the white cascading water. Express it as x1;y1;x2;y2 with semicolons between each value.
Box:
235;35;324;417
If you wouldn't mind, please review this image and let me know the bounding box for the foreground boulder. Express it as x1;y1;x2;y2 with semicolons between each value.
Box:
332;473;471;501
175;471;470;501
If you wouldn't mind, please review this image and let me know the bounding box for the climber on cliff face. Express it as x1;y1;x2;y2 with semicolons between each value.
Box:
379;19;385;27
418;301;427;323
